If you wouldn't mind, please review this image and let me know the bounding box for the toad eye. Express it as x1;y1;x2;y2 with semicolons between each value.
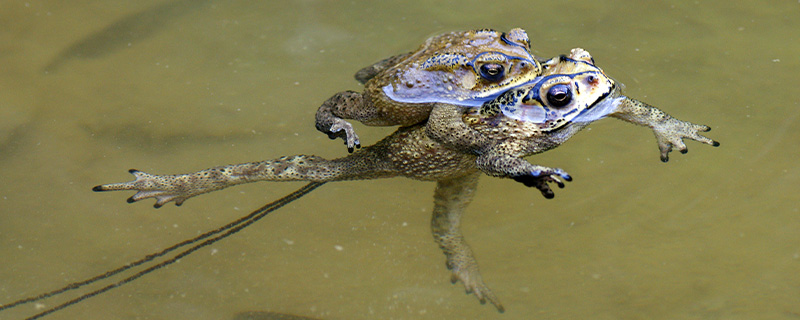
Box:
479;63;505;82
546;84;572;107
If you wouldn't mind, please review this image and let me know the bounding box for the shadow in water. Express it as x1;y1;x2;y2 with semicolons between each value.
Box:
43;0;212;72
0;182;324;320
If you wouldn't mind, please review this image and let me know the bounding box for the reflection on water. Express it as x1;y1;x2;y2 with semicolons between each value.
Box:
1;0;799;319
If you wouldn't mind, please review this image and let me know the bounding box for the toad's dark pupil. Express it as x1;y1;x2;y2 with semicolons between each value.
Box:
479;64;505;82
546;84;572;107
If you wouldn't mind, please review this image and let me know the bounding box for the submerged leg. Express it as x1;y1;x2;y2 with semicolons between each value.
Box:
431;172;504;312
610;97;720;162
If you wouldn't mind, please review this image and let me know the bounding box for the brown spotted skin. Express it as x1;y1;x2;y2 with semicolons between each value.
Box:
94;48;717;313
315;28;543;152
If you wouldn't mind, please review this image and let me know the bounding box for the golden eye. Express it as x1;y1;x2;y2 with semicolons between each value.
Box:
479;63;505;82
546;84;572;107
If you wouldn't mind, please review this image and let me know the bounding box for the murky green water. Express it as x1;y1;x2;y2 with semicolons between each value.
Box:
1;1;798;319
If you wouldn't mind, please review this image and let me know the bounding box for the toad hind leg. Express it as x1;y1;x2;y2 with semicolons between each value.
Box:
431;172;505;312
93;152;394;208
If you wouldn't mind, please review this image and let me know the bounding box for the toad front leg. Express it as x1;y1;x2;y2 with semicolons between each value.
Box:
426;104;573;198
315;91;369;153
431;172;505;312
475;146;572;199
611;97;720;162
314;52;415;153
314;90;434;153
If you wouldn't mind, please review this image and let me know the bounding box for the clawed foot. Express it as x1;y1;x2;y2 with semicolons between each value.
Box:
93;169;203;208
512;167;572;199
325;119;361;153
653;120;720;162
446;259;505;313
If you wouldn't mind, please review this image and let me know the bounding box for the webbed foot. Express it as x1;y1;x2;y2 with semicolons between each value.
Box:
511;166;572;199
446;254;505;312
652;120;719;162
93;169;215;208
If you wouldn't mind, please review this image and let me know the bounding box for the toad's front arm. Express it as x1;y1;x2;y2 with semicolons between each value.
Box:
609;98;719;162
